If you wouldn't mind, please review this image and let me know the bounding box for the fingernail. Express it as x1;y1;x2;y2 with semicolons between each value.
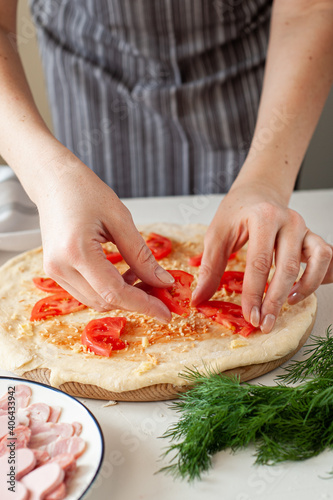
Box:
260;314;276;334
250;306;260;327
192;285;204;305
289;283;299;296
155;267;175;284
154;304;172;324
288;292;305;305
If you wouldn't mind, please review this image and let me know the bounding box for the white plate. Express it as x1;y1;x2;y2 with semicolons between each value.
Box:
0;376;104;499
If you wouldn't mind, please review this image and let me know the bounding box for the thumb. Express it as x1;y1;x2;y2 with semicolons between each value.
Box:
112;214;175;287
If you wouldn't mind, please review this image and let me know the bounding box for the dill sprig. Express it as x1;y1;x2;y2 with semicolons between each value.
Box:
277;326;333;383
160;326;333;481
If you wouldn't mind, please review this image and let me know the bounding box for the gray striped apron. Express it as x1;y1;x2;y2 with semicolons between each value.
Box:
29;0;272;198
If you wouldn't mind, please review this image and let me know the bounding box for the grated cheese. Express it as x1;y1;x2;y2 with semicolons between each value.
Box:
141;337;149;348
230;339;249;349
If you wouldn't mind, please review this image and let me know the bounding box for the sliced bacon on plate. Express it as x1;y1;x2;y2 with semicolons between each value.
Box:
0;425;31;456
47;406;62;423
72;422;82;436
15;385;32;409
26;402;51;426
47;436;86;459
0;414;8;439
45;481;67;500
47;453;77;476
32;448;50;466
0;384;32;412
29;423;75;448
16;407;30;427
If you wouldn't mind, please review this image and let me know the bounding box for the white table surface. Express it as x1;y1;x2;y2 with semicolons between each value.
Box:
0;190;333;500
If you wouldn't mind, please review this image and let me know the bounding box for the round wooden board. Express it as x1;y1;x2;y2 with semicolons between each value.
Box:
22;314;316;402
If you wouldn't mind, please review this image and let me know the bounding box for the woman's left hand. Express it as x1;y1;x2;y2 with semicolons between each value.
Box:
191;181;333;333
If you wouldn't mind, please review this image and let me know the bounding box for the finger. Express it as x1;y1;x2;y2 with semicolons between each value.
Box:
43;249;116;311
321;244;333;284
49;272;111;312
191;226;231;306
260;214;306;333
110;209;175;287
46;237;171;321
76;247;172;322
241;217;277;327
288;232;332;305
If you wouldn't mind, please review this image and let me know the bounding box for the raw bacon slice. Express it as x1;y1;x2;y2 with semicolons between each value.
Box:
47;436;86;459
15;385;32;409
0;391;9;412
29;423;74;448
45;482;67;500
26;403;51;429
0;384;31;412
0;399;8;412
32;448;50;466
0;425;31;456
30;422;75;438
47;453;77;476
72;422;82;436
16;407;30;427
47;406;62;423
0;414;8;439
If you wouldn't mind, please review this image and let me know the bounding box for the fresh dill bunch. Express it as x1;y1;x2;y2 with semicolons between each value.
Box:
159;326;333;482
277;325;333;383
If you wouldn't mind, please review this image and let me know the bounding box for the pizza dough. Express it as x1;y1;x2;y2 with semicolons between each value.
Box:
0;224;317;398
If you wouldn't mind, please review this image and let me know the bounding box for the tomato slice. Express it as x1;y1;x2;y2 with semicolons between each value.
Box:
103;249;123;264
188;252;203;267
218;272;268;295
197;300;257;337
188;251;238;267
218;271;244;294
33;277;64;293
81;317;127;357
143;270;194;317
30;292;87;321
146;233;172;260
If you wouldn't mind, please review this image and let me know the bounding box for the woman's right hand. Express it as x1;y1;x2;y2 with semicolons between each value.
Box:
33;152;174;322
0;4;172;322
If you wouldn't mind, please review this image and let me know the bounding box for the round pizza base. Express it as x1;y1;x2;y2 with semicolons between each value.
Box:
0;223;318;401
21;312;315;401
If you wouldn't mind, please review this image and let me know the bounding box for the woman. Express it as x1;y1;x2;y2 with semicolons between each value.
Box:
0;0;332;333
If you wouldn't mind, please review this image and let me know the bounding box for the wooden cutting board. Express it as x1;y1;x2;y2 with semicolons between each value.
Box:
21;315;315;402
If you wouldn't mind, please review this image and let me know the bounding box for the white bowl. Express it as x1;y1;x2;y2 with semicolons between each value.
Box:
0;229;41;252
0;376;104;499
